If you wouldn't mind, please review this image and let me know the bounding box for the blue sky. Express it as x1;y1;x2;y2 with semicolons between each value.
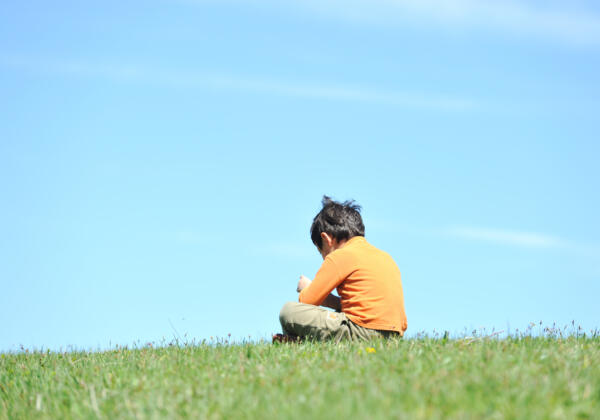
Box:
1;0;599;351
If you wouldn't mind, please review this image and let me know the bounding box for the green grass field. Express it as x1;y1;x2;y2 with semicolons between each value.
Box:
1;332;599;419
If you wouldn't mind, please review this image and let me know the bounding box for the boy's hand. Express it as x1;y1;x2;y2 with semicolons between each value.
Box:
297;275;312;293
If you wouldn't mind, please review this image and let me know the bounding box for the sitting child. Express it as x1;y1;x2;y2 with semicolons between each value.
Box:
276;196;407;342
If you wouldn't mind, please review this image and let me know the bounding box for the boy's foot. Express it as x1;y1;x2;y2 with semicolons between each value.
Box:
272;333;302;344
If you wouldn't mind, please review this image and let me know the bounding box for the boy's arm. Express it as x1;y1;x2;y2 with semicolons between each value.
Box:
297;275;342;311
321;293;342;311
297;254;345;308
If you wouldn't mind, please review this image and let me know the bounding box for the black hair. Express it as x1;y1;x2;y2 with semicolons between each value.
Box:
310;195;365;250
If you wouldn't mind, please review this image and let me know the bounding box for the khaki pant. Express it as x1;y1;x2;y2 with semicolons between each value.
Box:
279;301;399;342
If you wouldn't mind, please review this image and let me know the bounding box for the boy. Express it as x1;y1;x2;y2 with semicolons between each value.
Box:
276;196;407;342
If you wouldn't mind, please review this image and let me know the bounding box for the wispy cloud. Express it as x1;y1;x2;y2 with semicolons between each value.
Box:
247;242;316;259
370;221;600;259
446;225;600;262
0;54;475;111
186;0;600;47
173;229;316;258
446;226;564;248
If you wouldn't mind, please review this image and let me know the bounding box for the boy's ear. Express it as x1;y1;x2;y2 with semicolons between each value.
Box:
320;232;334;247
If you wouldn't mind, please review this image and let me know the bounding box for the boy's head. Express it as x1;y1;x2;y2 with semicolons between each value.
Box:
310;196;365;254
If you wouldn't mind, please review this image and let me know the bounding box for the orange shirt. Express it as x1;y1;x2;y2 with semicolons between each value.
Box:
299;236;407;334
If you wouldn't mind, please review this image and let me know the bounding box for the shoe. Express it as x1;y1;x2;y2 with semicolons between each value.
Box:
272;333;301;344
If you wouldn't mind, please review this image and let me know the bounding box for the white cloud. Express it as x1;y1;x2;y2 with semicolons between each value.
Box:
185;0;600;47
0;54;475;111
175;231;206;244
446;225;600;264
371;221;600;259
446;226;564;248
248;242;316;259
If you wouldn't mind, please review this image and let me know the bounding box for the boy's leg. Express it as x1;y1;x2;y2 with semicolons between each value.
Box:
279;302;350;341
345;320;400;341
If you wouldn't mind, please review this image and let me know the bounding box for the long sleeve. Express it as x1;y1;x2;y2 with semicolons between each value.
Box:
299;256;343;306
298;236;407;334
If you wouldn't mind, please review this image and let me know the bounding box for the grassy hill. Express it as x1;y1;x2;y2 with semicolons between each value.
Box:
1;333;599;419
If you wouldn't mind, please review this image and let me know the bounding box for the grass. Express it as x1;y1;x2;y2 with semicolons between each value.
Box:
1;330;599;419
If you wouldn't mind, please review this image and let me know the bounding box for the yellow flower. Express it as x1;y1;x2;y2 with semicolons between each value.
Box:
366;347;376;354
